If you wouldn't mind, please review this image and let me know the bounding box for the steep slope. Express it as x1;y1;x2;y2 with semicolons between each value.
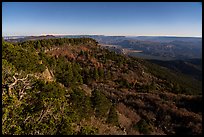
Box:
2;38;202;135
149;59;202;81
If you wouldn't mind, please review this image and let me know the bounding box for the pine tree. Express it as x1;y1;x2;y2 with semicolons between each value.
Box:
94;68;99;81
106;105;119;126
106;70;111;80
98;68;104;80
67;63;73;86
91;89;111;117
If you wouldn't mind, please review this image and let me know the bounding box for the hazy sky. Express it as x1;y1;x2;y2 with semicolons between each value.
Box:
2;2;202;37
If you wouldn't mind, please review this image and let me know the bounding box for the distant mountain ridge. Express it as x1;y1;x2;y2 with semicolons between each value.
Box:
4;35;202;43
4;35;56;43
4;35;202;60
127;36;202;43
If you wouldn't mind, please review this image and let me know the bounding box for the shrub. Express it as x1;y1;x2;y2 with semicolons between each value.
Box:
106;105;119;126
133;119;152;134
78;125;98;135
91;89;111;118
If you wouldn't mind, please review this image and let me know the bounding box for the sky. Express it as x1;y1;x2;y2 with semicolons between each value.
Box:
2;2;202;37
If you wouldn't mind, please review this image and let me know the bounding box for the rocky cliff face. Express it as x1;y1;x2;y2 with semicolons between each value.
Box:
41;67;55;82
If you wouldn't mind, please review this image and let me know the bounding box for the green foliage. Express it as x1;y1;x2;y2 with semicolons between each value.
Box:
79;50;85;56
2;36;202;135
133;119;152;134
106;105;119;126
91;89;111;118
34;80;66;99
2;41;46;73
78;125;99;135
116;78;131;88
54;57;84;87
56;117;75;135
54;58;73;87
143;60;202;95
134;82;156;93
105;70;112;80
2;59;17;85
70;88;93;120
2;38;103;135
98;67;104;80
105;50;127;66
93;67;99;81
2;70;36;134
18;38;97;52
72;62;83;84
2;72;73;135
82;68;92;85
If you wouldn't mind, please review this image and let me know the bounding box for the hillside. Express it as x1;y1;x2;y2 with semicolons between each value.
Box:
2;38;202;135
110;39;202;60
4;35;56;43
80;35;202;60
5;35;202;60
149;59;202;81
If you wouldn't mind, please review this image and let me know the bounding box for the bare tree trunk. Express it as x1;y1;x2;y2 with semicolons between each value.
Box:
5;74;32;99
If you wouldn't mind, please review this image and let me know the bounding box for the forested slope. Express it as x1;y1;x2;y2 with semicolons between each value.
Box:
2;38;202;135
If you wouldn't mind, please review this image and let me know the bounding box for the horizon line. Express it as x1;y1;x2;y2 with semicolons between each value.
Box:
2;34;202;38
